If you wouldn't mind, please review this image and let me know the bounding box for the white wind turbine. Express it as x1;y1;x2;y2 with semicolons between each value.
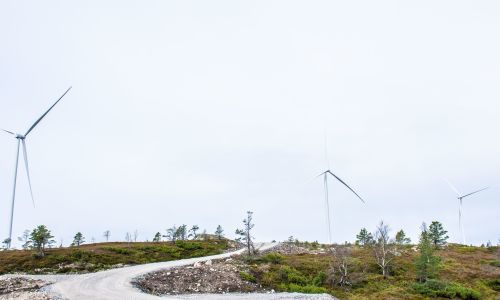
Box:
2;87;72;248
445;179;488;245
318;134;365;244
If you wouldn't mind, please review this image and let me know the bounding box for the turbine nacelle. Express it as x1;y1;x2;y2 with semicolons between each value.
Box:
15;134;26;140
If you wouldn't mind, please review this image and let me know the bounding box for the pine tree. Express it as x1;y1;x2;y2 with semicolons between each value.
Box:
395;229;411;245
415;223;440;282
176;225;188;241
236;211;255;255
189;225;200;240
215;225;224;240
1;238;11;250
356;228;374;246
428;221;449;248
72;232;85;247
153;232;161;242
164;225;178;242
103;230;111;242
29;225;55;257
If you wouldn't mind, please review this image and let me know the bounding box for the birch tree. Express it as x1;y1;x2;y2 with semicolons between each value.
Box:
373;221;396;278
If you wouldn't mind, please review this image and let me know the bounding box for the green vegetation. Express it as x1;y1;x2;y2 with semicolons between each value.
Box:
215;225;224;240
237;244;499;299
395;229;411;245
235;211;255;255
415;223;440;282
71;232;85;247
355;228;373;246
412;279;481;299
428;221;449;248
239;271;256;283
0;240;230;274
29;225;56;257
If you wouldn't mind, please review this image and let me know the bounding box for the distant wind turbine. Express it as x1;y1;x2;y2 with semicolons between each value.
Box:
2;87;71;248
445;179;488;245
318;133;365;244
318;170;365;244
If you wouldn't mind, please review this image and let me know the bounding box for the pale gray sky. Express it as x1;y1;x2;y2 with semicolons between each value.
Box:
1;1;499;247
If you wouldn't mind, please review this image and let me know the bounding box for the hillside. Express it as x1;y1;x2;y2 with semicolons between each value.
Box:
235;243;500;299
0;240;232;274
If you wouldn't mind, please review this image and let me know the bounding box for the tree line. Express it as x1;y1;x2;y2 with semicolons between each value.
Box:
326;220;450;287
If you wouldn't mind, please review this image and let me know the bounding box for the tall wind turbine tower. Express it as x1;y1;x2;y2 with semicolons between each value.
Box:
445;179;488;245
319;133;365;244
2;87;71;248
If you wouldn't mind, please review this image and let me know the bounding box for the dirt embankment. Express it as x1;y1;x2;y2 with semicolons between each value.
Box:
0;277;51;300
133;257;269;295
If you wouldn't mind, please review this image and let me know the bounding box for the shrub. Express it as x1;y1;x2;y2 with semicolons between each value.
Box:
488;260;500;267
175;240;202;250
102;247;136;255
487;278;500;291
260;253;284;264
313;271;327;286
239;271;256;283
286;283;328;294
279;266;308;285
413;279;480;300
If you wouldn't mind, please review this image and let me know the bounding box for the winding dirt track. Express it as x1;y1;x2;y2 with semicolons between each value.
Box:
2;243;334;299
50;244;258;300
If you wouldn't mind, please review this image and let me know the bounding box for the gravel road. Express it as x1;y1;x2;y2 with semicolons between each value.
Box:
1;243;334;300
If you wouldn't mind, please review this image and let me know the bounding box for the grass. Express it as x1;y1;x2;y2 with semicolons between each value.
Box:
238;244;500;299
0;240;230;274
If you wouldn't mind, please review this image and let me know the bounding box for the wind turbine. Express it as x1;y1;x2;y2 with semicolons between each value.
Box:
318;170;365;244
445;179;488;245
318;133;365;244
2;87;71;248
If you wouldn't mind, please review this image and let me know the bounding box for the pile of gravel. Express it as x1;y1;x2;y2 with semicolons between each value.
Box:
260;243;313;255
133;258;268;295
0;277;51;300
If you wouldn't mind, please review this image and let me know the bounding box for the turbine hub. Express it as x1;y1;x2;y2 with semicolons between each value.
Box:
15;134;25;139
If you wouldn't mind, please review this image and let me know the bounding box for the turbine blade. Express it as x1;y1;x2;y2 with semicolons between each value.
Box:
2;129;16;136
316;171;328;178
21;140;35;207
461;187;489;199
24;87;72;136
444;178;462;196
327;171;365;203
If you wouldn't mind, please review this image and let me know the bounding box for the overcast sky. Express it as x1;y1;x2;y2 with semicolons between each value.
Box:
1;1;499;247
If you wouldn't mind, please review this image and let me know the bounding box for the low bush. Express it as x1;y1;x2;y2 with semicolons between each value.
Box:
260;253;284;264
413;279;481;300
175;240;203;250
279;266;308;285
239;271;256;283
283;283;328;294
487;279;500;292
102;247;136;255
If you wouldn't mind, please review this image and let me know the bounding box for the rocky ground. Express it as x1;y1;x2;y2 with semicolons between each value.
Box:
260;243;324;255
0;277;51;300
133;257;269;295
